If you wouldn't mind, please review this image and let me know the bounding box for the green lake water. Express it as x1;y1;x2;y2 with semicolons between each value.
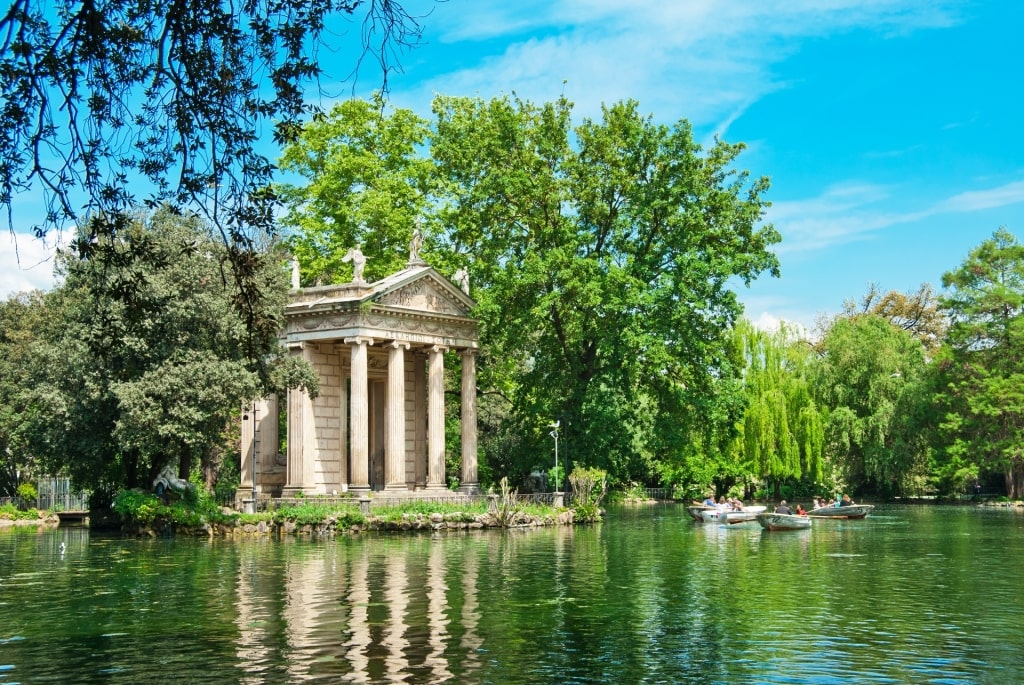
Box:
2;504;1023;684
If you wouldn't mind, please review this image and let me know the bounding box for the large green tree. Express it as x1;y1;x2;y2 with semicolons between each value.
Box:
732;319;825;499
279;95;435;283
279;94;781;485
1;1;425;374
936;228;1024;497
1;0;422;242
0;290;46;496
20;210;316;502
813;314;929;496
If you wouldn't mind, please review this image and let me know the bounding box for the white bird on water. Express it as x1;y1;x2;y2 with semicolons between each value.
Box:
58;542;66;554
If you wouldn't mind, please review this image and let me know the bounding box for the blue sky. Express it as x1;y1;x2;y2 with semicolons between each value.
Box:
5;0;1023;334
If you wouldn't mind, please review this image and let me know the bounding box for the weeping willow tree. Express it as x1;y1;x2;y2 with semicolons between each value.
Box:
733;319;825;499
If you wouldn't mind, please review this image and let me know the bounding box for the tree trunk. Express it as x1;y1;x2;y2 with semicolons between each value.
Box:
1006;455;1024;499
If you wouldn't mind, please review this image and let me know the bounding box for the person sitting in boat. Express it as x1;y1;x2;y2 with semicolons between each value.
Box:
795;503;807;515
774;500;793;515
730;497;745;511
840;494;855;507
702;494;716;507
716;496;731;511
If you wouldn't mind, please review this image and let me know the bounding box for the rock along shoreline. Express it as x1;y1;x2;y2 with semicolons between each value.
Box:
122;509;582;538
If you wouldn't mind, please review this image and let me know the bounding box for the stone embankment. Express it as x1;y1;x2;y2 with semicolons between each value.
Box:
126;509;578;538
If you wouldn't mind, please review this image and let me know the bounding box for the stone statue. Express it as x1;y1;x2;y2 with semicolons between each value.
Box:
454;266;470;295
409;223;424;263
342;245;367;283
153;463;194;498
290;256;300;289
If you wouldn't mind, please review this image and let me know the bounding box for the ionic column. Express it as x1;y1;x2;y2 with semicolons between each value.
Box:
460;349;479;492
385;341;410;490
346;336;373;492
413;352;427;488
238;402;256;501
426;345;447;490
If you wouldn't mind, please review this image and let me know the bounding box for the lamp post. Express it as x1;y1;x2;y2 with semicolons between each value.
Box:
549;420;560;492
251;402;258;505
242;402;258;512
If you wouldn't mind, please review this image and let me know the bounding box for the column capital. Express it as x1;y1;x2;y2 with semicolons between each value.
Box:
388;340;412;350
344;336;376;346
459;348;479;358
430;344;449;354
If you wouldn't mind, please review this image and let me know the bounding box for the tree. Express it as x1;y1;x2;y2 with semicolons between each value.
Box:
1;1;425;369
20;209;317;502
837;283;946;355
936;227;1024;498
432;96;780;484
1;0;423;242
0;290;46;496
813;314;929;496
279;95;435;283
732;319;825;500
280;94;781;485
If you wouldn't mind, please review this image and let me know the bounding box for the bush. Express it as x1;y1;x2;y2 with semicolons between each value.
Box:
272;502;365;527
112;487;222;528
16;482;38;506
112;489;163;525
373;500;487;524
0;502;37;520
569;466;608;522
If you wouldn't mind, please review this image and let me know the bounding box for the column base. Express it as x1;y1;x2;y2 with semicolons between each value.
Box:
458;483;481;495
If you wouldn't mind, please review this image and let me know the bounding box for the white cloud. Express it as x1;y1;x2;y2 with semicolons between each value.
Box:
935;180;1024;213
1;232;62;297
415;0;963;124
768;177;1024;256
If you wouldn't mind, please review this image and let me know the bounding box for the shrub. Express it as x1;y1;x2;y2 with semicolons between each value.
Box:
493;476;521;525
374;501;487;524
569;466;608;522
112;489;163;525
272;502;365;527
16;482;38;507
0;502;36;520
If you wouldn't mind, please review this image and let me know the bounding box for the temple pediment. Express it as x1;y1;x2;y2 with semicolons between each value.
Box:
284;264;478;349
375;274;471;317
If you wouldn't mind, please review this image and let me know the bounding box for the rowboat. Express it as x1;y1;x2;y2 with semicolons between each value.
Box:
807;504;874;519
687;505;715;521
756;512;812;531
700;505;767;524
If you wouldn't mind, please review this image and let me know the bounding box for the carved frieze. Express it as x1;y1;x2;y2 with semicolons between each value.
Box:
378;279;468;316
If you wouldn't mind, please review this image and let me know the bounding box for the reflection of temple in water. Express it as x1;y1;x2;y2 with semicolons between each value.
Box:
239;256;480;500
234;535;486;682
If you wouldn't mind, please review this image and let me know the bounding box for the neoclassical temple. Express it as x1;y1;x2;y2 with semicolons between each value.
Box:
239;250;479;499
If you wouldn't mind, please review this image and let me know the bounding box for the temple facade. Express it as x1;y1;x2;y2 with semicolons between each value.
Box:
239;257;479;499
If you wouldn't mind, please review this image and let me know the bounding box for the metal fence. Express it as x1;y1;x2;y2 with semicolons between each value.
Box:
36;477;90;511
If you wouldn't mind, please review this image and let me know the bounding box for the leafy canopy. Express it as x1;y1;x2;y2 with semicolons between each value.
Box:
280;94;781;485
19;209;316;498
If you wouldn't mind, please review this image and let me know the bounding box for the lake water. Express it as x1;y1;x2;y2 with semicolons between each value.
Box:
2;504;1023;684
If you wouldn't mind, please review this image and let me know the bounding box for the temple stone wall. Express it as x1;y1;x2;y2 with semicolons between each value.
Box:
311;345;344;494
